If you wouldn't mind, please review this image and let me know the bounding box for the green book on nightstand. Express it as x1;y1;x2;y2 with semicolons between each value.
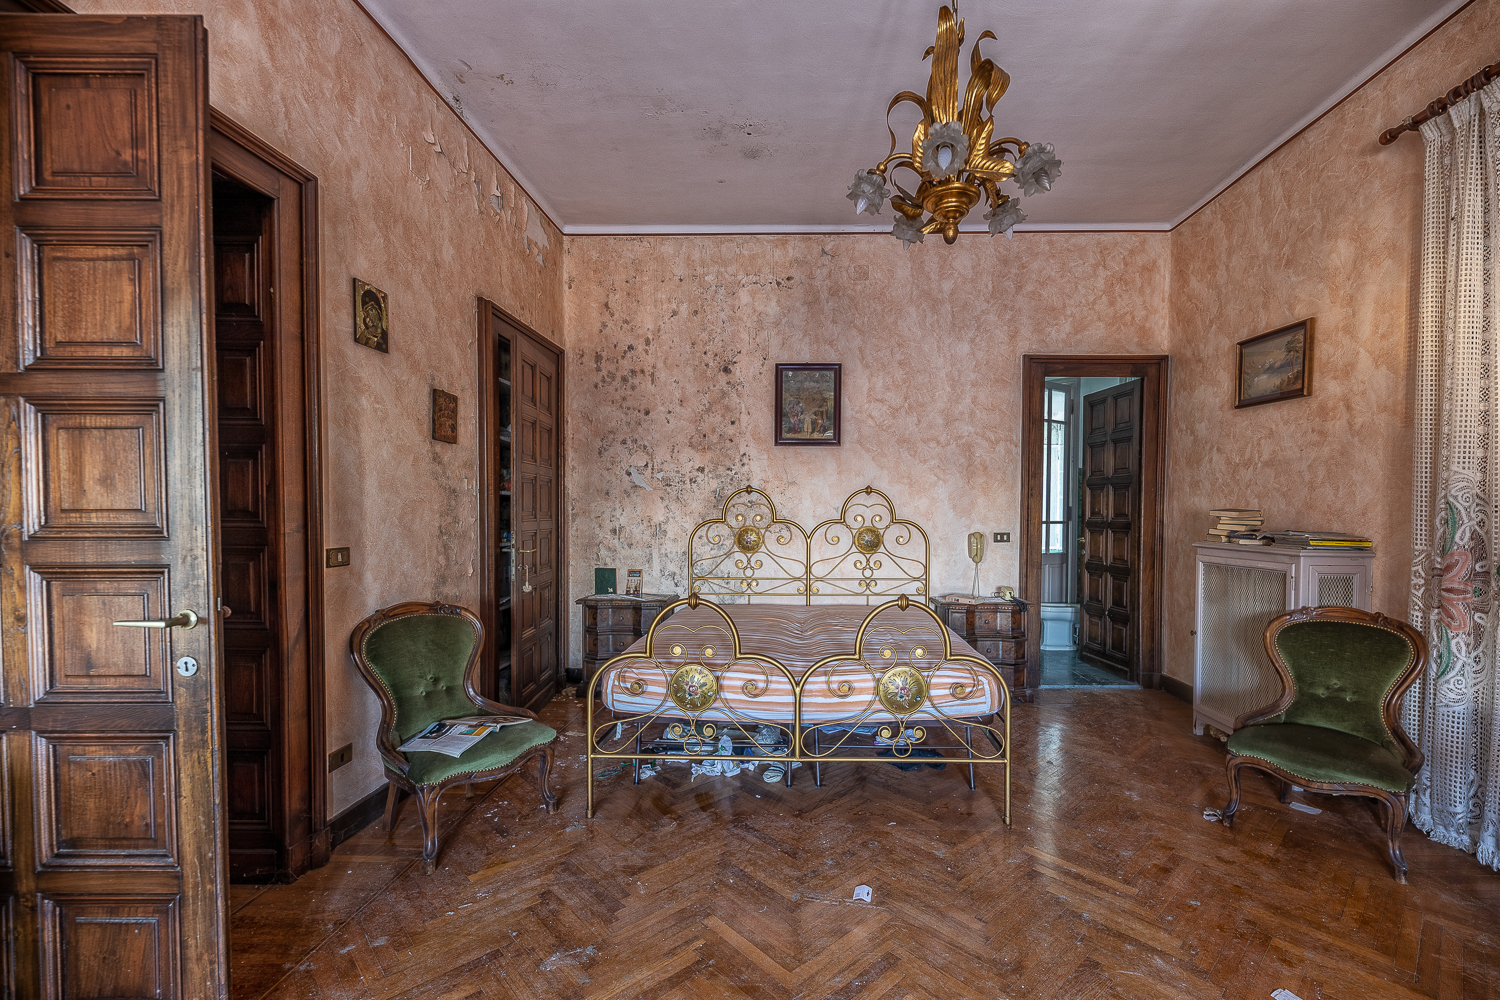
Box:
594;568;617;594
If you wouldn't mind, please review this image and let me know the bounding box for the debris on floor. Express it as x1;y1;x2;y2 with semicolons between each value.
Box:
1202;808;1222;822
1288;801;1322;815
852;884;873;903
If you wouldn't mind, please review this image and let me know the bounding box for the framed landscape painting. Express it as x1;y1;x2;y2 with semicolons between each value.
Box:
1236;318;1313;408
775;363;841;446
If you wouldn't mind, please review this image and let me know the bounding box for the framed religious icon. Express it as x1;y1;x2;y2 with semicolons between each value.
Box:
775;363;841;446
1236;318;1313;408
353;278;390;353
431;388;458;443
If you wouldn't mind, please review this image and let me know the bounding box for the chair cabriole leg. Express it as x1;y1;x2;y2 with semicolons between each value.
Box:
417;785;443;875
538;745;559;813
1222;756;1246;828
1382;790;1411;884
383;779;401;837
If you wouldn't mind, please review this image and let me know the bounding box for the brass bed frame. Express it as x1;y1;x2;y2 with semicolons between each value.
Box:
585;486;1012;820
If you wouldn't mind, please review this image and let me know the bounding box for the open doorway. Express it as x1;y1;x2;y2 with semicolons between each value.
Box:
210;114;327;881
1036;376;1137;688
1020;355;1168;690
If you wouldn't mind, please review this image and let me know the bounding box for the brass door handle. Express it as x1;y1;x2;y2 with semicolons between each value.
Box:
113;609;200;630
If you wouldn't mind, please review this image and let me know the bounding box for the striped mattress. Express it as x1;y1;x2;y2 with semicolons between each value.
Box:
598;603;1006;723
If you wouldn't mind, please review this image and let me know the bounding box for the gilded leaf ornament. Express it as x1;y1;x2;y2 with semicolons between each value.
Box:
849;4;1060;245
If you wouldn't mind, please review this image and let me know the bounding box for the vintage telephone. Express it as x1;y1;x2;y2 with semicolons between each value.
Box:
967;531;985;597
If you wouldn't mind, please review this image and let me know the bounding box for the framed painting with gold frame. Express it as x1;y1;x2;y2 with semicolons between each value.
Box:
353;277;390;353
1236;318;1313;408
775;363;841;446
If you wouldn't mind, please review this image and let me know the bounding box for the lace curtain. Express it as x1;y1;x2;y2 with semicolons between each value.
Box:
1408;78;1500;869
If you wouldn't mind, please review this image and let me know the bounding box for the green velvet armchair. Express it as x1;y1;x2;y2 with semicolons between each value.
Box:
350;601;559;874
1222;605;1427;883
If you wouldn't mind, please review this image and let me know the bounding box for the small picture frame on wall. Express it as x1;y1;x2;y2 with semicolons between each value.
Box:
775;363;841;446
1236;318;1313;408
353;278;390;353
431;388;458;444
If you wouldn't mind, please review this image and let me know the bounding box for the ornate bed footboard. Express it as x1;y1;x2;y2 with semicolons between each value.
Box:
586;594;1012;821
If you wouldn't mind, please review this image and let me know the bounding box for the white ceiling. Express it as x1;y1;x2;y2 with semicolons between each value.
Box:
361;0;1463;234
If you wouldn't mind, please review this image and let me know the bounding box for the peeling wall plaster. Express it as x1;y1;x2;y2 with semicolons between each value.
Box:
563;233;1173;669
71;0;565;818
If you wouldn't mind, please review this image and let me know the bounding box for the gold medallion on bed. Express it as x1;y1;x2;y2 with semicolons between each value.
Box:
601;603;1005;722
584;486;1013;823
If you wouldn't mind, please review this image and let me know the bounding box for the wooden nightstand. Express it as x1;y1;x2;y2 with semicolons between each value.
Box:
577;593;678;697
931;595;1031;703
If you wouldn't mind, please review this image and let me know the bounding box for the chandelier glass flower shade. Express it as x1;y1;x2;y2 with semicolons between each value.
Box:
847;5;1062;246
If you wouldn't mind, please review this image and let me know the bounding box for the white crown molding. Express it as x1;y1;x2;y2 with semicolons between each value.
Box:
561;221;1173;236
1163;0;1470;229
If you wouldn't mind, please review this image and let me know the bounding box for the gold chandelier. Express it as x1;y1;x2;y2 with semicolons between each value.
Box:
847;4;1061;246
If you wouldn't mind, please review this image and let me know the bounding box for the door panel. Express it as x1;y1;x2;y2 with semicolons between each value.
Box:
20;230;163;368
32;567;169;701
37;734;175;867
512;331;560;710
14;58;159;199
0;15;225;998
1079;380;1141;678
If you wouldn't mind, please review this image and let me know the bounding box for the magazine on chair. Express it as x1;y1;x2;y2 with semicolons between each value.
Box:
397;714;530;758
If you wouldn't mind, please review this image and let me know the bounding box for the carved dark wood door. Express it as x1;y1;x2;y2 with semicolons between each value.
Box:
1079;380;1141;677
513;333;559;710
0;15;227;998
212;179;284;880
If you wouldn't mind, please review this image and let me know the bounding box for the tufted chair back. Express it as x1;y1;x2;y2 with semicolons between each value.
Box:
357;607;484;746
1263;611;1422;762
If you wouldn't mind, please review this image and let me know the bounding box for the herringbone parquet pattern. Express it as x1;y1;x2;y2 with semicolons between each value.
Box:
231;689;1500;999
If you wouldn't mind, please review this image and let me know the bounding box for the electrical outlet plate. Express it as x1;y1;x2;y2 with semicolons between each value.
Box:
328;743;353;771
993;532;1011;543
326;547;350;568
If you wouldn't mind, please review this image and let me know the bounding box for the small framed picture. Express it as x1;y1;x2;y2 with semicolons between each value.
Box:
775;363;841;446
353;278;390;353
431;388;458;444
1236;319;1313;408
625;568;642;597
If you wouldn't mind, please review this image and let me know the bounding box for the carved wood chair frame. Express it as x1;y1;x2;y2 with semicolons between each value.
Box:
349;600;558;873
1221;605;1427;882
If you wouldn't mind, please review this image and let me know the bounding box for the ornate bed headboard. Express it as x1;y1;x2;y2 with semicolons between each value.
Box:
687;486;929;603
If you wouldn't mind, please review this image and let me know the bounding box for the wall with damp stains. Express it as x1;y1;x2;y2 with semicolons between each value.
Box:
562;233;1172;671
71;0;565;818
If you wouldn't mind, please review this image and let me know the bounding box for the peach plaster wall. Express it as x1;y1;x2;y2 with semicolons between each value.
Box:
1163;0;1500;683
563;233;1170;671
71;0;565;817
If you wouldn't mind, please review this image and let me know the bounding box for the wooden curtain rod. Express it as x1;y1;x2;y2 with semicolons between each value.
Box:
1379;59;1500;144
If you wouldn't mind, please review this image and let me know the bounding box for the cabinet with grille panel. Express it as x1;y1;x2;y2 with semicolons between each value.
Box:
1192;542;1374;736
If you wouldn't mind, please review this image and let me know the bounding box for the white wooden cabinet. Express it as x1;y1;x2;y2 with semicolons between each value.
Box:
1192;542;1374;736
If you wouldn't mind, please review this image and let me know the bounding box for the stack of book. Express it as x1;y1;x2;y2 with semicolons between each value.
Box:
1264;530;1373;550
1208;508;1265;543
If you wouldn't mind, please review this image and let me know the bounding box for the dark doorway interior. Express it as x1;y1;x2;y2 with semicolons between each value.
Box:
210;115;326;883
1020;356;1168;691
212;173;288;881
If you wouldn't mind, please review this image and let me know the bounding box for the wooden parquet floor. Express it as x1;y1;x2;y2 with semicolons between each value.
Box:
230;689;1500;999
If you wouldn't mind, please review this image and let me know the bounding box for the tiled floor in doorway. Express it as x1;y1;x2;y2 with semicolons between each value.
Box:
1038;647;1136;687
